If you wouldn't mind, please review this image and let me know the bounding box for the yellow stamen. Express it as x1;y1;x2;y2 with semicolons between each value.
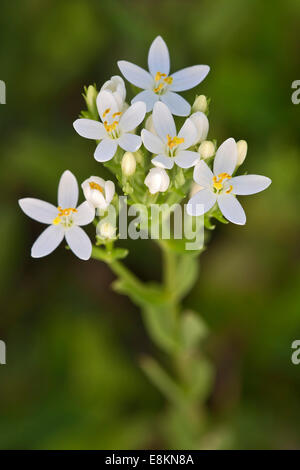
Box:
112;111;122;118
167;134;185;149
102;108;110;118
154;83;164;93
155;72;166;81
89;181;103;193
104;120;118;132
53;216;61;225
226;185;233;194
52;207;77;225
164;76;173;85
213;173;231;191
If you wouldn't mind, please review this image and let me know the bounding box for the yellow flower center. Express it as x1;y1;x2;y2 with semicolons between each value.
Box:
212;173;232;191
53;206;77;225
89;181;103;193
153;72;173;94
104;120;119;133
167;134;184;149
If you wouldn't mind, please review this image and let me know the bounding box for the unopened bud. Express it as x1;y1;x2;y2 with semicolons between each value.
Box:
97;221;116;240
236;140;248;166
84;85;98;119
198;140;215;159
121;152;136;176
192;95;208;113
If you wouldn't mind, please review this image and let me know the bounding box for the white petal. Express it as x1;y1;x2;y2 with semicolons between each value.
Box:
104;181;115;204
19;198;57;224
153;101;176;140
217;194;246;225
119;101;146;132
65;226;92;260
174;151;199;169
58;170;78;209
100;75;126;108
187;189;217;216
141;129;164;154
94;139;118;162
96;90;118;121
178;118;197;149
189;112;209;143
119;133;141;152
73;119;106;140
152;154;174;169
148;36;170;77
161;92;190;116
73;201;95;226
213;138;237;176
193;160;214;188
230;175;271;195
132;90;158;112
117;60;153;89
31;225;65;258
170;65;210;92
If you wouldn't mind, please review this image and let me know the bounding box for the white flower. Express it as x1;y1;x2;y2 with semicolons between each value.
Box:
100;75;127;111
189;112;209;144
118;36;210;116
141;101;199;169
19;170;95;260
73;90;146;163
97;221;117;240
121;152;136;176
81;176;115;210
145;167;170;194
198;140;215;159
187;138;271;225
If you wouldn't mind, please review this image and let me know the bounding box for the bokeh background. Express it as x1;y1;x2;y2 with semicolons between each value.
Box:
0;0;300;449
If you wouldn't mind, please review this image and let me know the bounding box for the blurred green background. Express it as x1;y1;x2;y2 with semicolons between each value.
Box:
0;0;300;449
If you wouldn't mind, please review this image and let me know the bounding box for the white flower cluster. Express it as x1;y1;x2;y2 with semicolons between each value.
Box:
19;36;271;260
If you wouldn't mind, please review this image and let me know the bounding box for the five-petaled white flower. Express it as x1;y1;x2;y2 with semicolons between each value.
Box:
187;138;271;225
141;101;199;169
82;176;115;211
73;90;146;162
118;36;210;116
19;170;95;260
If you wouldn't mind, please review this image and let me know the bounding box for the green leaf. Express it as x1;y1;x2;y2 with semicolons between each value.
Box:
180;310;209;350
142;304;180;353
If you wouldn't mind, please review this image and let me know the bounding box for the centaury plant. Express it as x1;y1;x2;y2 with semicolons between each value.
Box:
18;36;271;449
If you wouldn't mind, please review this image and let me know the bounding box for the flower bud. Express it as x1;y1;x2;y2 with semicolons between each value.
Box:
198;140;215;159
121;152;136;176
192;95;208;114
236;140;248;166
84;85;98;119
145;167;170;194
97;221;116;240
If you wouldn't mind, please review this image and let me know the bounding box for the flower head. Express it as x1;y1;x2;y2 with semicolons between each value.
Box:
81;176;115;210
118;36;210;116
19;171;95;259
145;167;170;194
187;138;271;225
141;101;199;169
73;90;146;163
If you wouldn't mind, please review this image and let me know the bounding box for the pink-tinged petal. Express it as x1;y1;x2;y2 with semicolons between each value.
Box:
187;189;217;216
153;101;176;140
213;138;237;176
193;160;214;188
73;119;106;140
119;133;141;152
141;129;164;154
19;198;57;224
161;92;190;116
148;36;170;77
217;194;246;225
73;201;95;226
170;65;210;92
117;60;153;89
58;170;78;209
132;90;158;112
31;225;65;258
174;151;199;169
119;101;146;132
152;154;174;169
94;139;118;162
230;175;271;195
65;226;92;260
